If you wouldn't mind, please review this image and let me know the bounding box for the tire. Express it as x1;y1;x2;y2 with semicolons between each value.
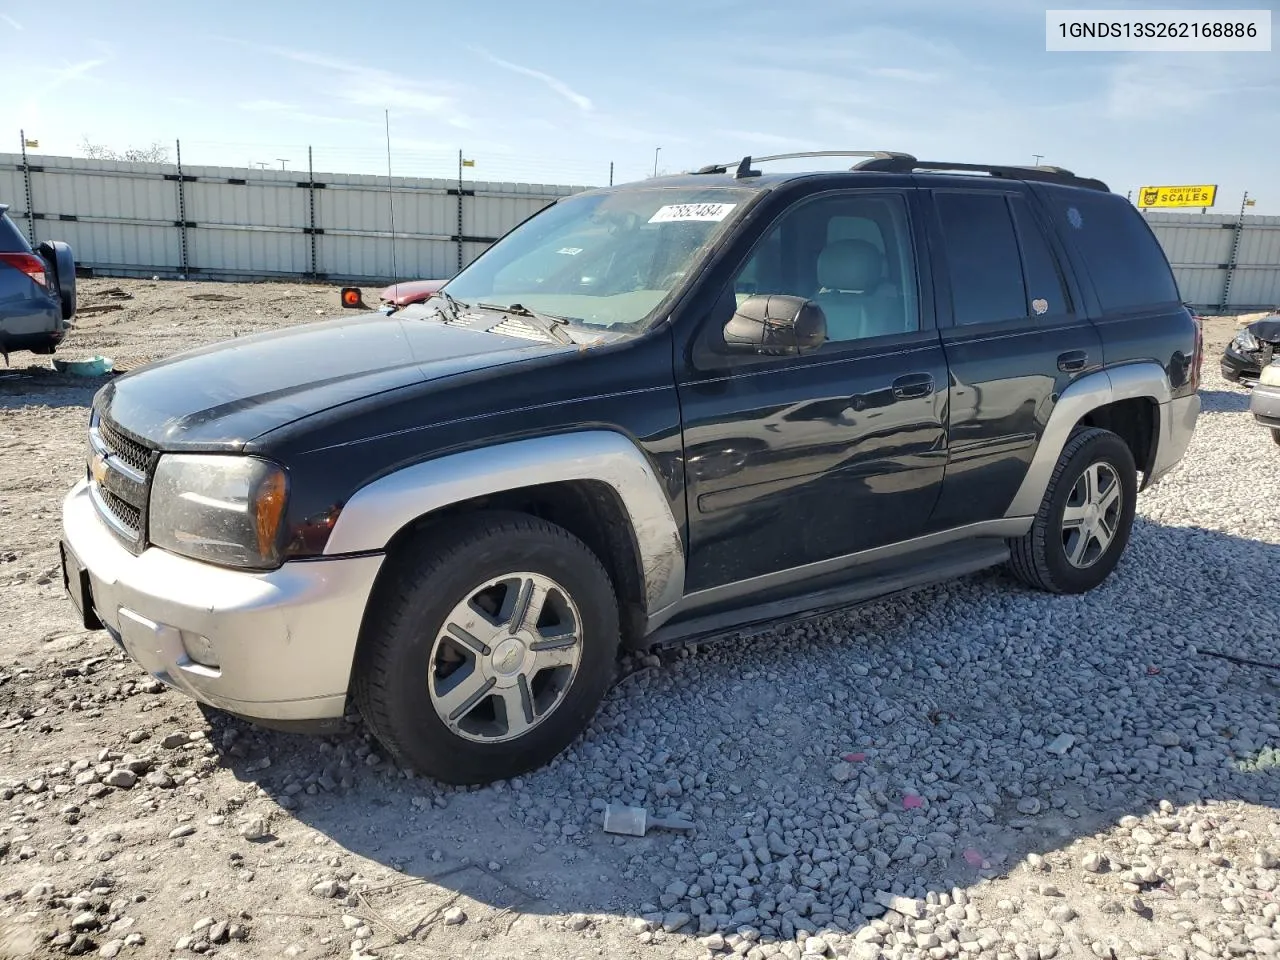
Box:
1008;427;1137;595
352;511;619;785
1271;428;1280;447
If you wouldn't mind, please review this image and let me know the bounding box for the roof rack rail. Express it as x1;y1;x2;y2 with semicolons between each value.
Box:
852;156;1109;192
693;151;918;178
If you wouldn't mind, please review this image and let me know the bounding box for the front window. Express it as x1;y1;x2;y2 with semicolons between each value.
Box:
443;186;756;331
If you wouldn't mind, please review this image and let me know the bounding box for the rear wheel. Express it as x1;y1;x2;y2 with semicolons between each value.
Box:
353;512;619;785
1009;427;1137;594
1271;428;1280;447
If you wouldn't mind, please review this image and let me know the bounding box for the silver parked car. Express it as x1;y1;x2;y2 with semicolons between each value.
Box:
1249;359;1280;447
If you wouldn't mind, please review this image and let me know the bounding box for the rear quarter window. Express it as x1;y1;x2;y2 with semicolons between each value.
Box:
1047;190;1180;313
0;213;33;253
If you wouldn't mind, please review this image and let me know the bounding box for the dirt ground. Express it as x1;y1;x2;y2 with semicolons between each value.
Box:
0;279;1277;960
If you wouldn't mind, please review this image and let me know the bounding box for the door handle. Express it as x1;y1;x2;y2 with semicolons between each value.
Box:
1057;350;1088;373
891;373;934;400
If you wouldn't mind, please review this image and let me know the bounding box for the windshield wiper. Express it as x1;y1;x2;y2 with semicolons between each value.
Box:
477;301;575;345
431;289;468;321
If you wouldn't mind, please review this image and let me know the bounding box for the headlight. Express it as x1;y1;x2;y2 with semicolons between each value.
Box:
149;455;289;569
1234;329;1260;353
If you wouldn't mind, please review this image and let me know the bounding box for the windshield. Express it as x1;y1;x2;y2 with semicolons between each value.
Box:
443;186;756;331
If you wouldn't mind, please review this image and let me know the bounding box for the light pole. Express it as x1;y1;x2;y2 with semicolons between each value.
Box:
276;158;289;170
653;147;661;177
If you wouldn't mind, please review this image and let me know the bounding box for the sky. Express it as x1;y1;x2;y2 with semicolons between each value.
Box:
3;0;1278;211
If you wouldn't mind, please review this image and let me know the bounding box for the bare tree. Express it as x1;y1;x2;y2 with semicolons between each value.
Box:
81;137;170;163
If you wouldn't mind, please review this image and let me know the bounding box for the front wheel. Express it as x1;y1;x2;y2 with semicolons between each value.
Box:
353;512;619;785
1008;427;1137;594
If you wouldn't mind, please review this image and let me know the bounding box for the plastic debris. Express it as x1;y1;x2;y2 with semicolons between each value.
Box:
903;793;924;810
1045;733;1075;756
52;356;114;377
602;804;695;837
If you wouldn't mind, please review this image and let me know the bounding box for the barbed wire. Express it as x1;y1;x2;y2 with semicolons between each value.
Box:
126;138;661;187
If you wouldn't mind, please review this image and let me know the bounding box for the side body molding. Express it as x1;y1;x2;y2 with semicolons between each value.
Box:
1004;361;1172;519
322;431;686;617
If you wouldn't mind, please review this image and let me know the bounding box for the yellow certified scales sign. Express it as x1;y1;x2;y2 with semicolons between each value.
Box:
1138;184;1218;209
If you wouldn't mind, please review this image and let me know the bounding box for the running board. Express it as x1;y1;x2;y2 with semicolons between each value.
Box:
644;539;1010;650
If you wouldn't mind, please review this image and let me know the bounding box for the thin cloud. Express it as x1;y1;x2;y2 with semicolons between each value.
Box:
239;99;295;112
237;98;373;127
471;47;593;112
1;13;22;30
51;58;107;88
714;129;824;151
868;67;942;83
248;42;471;129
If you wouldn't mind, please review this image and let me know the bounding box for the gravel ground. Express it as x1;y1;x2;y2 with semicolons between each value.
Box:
1;279;1277;960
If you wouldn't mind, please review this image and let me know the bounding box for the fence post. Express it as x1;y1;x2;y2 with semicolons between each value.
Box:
456;149;464;274
308;146;318;279
19;129;35;244
1221;191;1249;310
175;140;189;279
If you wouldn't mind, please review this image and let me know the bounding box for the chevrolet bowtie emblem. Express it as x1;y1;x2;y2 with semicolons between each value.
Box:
90;453;108;486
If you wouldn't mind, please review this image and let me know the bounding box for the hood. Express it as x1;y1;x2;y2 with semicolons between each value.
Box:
99;311;565;449
1247;316;1280;343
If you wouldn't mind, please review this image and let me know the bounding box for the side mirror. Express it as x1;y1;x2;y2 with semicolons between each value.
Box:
723;295;826;356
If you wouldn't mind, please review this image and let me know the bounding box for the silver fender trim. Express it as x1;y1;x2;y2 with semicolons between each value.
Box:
322;431;686;616
1004;362;1172;518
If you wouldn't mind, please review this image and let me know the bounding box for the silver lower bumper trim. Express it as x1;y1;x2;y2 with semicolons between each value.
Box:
61;479;383;722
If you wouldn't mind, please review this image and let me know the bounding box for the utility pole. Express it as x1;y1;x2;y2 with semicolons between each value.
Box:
609;161;614;187
653;147;661;178
276;158;289;170
1032;154;1044;166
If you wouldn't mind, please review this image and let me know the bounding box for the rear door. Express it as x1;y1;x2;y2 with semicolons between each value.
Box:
923;186;1103;529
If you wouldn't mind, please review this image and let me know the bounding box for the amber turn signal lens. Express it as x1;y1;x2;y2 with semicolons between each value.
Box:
341;287;364;308
253;468;289;559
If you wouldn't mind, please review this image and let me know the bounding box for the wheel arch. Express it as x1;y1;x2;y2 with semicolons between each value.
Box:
1004;362;1169;518
324;431;686;642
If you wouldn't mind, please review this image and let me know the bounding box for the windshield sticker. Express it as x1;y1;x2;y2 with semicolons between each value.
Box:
556;247;583;255
648;203;737;224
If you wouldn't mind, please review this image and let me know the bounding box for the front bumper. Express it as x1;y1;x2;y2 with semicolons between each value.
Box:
1145;393;1201;486
1221;344;1271;383
1251;383;1280;428
61;479;384;724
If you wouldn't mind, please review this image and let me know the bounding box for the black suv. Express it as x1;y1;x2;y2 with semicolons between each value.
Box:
59;151;1202;784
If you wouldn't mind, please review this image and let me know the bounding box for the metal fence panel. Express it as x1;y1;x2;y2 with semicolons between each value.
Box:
3;152;1277;309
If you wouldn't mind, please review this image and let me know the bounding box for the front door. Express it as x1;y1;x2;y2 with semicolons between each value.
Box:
676;188;949;593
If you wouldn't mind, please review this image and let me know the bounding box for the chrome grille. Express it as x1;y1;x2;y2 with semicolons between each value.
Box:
99;487;142;533
98;417;152;474
88;410;154;552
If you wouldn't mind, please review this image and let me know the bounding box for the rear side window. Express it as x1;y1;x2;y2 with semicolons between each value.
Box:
1010;197;1070;317
1048;191;1180;312
0;213;32;253
934;192;1026;325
